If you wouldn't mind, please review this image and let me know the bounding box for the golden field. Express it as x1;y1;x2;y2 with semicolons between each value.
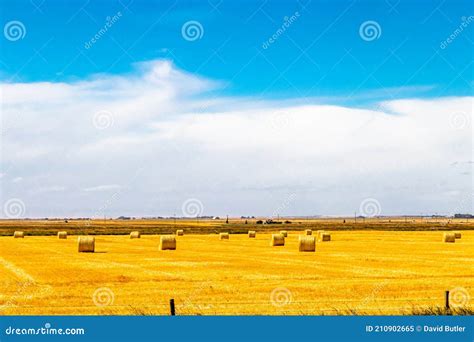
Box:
0;220;472;315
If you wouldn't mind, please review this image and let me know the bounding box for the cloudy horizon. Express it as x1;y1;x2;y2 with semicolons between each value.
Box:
1;1;473;218
1;59;472;219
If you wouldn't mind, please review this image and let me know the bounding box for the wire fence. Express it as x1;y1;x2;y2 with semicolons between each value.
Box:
1;296;457;316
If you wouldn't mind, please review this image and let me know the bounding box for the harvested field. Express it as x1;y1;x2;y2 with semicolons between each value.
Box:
0;229;472;315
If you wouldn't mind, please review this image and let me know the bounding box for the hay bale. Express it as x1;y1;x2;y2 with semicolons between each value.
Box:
78;236;95;252
305;229;312;235
57;231;68;239
298;236;316;252
270;233;285;246
176;229;184;236
13;231;24;238
159;235;176;250
248;231;256;238
130;231;141;239
319;232;331;242
280;230;288;237
443;232;455;243
219;232;229;240
454;231;462;239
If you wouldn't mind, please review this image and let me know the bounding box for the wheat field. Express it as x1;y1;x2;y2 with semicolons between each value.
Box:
0;225;472;315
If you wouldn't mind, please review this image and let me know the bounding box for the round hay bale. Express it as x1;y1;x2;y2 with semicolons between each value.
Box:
299;236;316;252
159;235;176;250
57;231;68;239
271;233;285;246
78;236;95;252
454;231;462;239
219;232;229;240
443;232;455;243
248;231;256;238
176;229;184;236
280;230;288;237
130;231;141;239
305;229;312;235
319;232;331;242
13;231;24;238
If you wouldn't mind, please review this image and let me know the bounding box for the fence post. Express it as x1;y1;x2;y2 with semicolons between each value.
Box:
170;298;176;316
445;290;451;314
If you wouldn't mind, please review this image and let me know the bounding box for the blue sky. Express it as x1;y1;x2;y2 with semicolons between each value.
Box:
0;0;473;218
1;0;473;100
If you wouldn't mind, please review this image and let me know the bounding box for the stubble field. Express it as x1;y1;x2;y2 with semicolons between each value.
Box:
0;219;472;315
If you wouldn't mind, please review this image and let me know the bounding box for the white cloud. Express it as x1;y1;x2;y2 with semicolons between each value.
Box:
83;185;122;192
32;186;66;194
1;60;472;217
